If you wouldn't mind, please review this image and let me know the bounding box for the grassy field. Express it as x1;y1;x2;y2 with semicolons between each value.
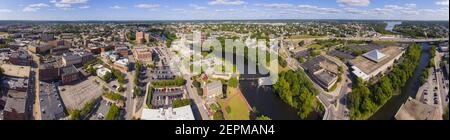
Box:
290;35;324;39
307;44;324;50
218;88;250;120
372;41;397;46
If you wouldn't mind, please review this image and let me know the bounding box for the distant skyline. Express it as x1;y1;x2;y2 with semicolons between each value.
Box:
0;0;448;21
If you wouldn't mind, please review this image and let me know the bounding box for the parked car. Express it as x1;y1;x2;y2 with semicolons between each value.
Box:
446;95;449;102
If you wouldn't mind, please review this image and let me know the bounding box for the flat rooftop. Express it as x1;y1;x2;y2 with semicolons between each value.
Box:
315;70;338;86
141;105;195;120
0;64;31;78
350;46;404;75
395;97;441;120
3;90;27;115
39;82;67;120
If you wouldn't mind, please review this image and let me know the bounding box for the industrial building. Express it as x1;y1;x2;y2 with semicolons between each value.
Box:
350;46;405;81
302;55;339;91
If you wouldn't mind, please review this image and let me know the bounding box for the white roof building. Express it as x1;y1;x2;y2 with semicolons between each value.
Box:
351;66;370;81
140;106;195;120
114;58;129;66
96;67;111;78
363;49;387;63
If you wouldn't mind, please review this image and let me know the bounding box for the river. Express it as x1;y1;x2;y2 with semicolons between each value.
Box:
385;21;402;32
221;52;319;120
369;43;431;120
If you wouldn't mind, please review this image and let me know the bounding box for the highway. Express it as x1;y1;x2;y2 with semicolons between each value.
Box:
297;37;449;43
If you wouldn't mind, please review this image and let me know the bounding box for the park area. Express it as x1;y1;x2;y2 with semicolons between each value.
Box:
218;87;251;120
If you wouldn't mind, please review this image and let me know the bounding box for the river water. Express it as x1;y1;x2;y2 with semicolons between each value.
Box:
221;43;429;120
222;52;319;120
369;43;431;120
385;21;402;32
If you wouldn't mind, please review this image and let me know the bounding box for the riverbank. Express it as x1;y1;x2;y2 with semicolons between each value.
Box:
218;87;252;120
369;43;431;120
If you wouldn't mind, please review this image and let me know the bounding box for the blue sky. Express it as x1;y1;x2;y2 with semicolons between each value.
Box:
0;0;448;20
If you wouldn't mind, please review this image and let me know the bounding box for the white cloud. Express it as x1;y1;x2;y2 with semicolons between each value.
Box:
135;4;160;9
436;0;449;6
172;9;186;12
337;0;370;7
79;5;90;9
344;8;369;14
51;0;89;10
23;3;50;12
255;3;294;9
208;0;246;6
189;4;207;10
110;5;126;10
215;9;239;12
0;9;12;13
295;5;342;14
57;0;88;4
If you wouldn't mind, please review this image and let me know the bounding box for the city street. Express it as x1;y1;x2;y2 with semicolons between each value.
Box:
184;74;210;120
435;52;449;114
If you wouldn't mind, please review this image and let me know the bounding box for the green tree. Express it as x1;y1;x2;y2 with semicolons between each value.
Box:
227;77;239;88
256;115;272;120
213;111;225;120
273;70;319;120
106;104;120;120
102;72;112;82
172;99;192;108
298;40;305;46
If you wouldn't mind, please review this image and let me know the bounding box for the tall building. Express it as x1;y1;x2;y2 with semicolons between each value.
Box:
145;33;151;43
133;47;153;64
136;31;145;44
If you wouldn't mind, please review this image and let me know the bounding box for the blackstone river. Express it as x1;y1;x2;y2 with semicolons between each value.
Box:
370;43;432;120
230;43;431;120
224;52;321;120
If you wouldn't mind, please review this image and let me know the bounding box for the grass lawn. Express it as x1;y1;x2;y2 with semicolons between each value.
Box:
372;41;397;46
218;88;250;120
290;35;324;39
307;44;324;50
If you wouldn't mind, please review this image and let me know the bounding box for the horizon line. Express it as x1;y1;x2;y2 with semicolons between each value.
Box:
0;18;449;22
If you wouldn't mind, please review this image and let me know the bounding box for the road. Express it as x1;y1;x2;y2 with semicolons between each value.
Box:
320;54;351;120
296;36;448;43
161;42;210;120
434;51;449;115
28;51;40;120
184;74;210;120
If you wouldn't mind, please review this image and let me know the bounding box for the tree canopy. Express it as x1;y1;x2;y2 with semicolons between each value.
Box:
273;70;319;119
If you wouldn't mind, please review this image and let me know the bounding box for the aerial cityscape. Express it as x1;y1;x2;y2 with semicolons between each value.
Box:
0;0;449;121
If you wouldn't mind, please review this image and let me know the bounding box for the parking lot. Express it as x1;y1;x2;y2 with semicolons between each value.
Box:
59;77;103;110
89;99;112;120
418;68;439;105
